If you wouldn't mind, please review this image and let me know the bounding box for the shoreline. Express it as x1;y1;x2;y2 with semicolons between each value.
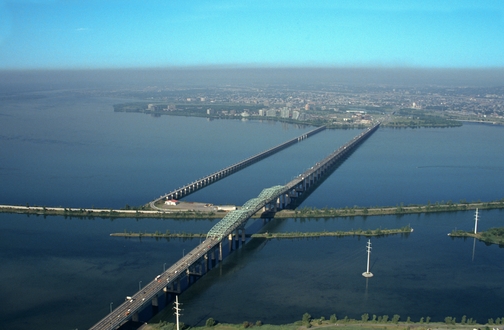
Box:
109;226;413;239
0;200;503;219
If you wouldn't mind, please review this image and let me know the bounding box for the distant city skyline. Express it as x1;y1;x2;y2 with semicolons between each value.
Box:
0;0;503;70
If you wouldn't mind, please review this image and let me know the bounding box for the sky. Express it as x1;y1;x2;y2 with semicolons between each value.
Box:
0;0;503;70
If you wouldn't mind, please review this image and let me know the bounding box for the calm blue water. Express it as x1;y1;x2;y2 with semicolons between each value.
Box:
0;92;504;330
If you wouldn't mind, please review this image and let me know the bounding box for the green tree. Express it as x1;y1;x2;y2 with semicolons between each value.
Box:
372;315;377;322
329;314;337;323
382;315;389;323
461;315;467;324
361;313;369;322
391;315;400;324
488;318;495;325
302;313;312;325
419;317;424;324
445;316;453;325
426;316;431;323
406;316;411;323
255;321;262;327
205;318;215;327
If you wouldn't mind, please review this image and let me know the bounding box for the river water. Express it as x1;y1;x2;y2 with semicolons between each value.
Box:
0;92;503;330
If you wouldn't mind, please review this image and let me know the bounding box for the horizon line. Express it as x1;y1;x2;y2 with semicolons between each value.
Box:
2;64;504;73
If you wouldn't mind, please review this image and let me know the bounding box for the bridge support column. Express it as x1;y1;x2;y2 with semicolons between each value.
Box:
204;254;209;272
234;229;240;248
132;312;139;322
219;242;223;261
152;295;158;307
228;234;233;252
242;228;246;242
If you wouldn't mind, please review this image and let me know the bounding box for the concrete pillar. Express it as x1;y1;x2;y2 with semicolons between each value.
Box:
228;234;233;252
152;295;158;307
242;228;246;242
132;312;139;322
219;242;223;261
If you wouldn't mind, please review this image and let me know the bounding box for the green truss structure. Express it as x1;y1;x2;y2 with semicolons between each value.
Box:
206;185;287;241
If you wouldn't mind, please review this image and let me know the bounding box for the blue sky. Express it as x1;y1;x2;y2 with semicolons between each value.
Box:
0;0;503;70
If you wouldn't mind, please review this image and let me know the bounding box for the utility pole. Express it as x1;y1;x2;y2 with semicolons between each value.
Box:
174;295;183;330
362;239;373;278
474;208;479;234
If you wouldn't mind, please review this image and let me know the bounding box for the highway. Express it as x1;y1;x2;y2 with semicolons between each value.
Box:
149;126;326;210
89;238;220;330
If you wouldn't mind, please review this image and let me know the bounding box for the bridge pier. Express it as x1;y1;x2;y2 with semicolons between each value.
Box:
165;279;181;294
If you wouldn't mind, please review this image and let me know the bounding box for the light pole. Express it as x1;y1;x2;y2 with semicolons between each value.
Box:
183;249;185;257
139;281;142;290
163;263;167;272
110;302;113;313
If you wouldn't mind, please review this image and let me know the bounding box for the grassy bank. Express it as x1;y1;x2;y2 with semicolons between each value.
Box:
144;312;496;330
274;200;504;218
1;199;503;219
110;226;412;240
110;231;207;239
251;226;413;239
449;227;504;246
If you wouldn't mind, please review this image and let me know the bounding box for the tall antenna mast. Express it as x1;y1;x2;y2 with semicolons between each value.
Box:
362;239;373;278
174;295;183;330
474;208;479;234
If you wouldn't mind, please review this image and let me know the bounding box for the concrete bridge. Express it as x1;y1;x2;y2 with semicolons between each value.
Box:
89;122;380;330
149;125;326;210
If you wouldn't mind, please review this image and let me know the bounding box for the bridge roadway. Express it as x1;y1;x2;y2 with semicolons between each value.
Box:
89;237;221;330
89;122;380;330
282;122;381;198
149;125;326;210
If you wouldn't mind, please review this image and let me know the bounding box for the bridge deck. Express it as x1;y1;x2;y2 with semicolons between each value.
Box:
149;126;326;210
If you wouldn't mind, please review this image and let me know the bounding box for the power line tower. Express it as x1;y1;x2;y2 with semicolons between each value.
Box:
362;239;373;278
474;208;479;234
174;295;183;330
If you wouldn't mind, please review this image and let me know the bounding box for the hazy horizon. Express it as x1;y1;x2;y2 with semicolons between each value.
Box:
1;67;504;92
